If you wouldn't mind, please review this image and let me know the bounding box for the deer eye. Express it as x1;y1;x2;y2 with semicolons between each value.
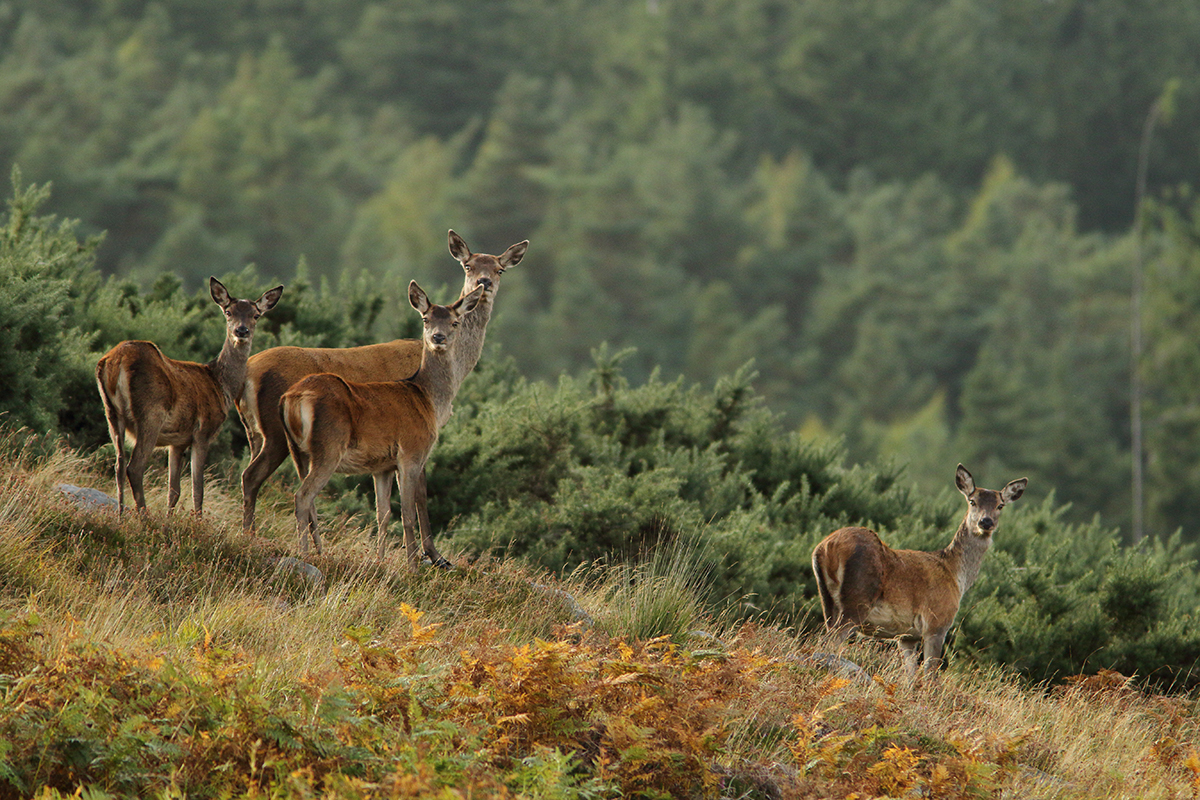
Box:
997;503;1005;510
969;499;976;507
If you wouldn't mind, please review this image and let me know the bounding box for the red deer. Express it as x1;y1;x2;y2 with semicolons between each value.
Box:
811;464;1027;676
96;278;283;515
280;282;484;565
236;231;527;536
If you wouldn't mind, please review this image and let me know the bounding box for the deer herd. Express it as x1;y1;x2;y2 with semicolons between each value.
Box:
95;229;1026;676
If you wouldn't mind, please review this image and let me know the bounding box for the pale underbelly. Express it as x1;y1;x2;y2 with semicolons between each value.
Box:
336;450;397;475
127;425;197;449
861;603;922;639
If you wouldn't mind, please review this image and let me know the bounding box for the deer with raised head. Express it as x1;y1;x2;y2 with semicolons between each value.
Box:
280;281;484;565
811;464;1027;677
96;278;284;515
237;230;527;536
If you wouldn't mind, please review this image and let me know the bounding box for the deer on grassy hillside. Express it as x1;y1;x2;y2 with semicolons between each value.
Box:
96;278;284;515
279;281;484;565
237;230;527;535
811;464;1027;677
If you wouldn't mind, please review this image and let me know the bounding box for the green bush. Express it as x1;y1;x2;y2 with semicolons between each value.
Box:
412;349;1200;689
0;169;103;439
956;500;1200;691
408;350;937;624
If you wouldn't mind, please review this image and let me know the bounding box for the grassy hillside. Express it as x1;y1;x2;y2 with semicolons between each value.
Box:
0;430;1197;799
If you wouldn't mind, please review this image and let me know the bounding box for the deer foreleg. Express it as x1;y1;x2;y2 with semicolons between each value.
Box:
415;469;451;569
922;631;947;677
397;466;420;568
898;638;921;678
373;470;394;557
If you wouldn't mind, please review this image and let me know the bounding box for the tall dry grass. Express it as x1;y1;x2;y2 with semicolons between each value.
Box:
1;428;1197;798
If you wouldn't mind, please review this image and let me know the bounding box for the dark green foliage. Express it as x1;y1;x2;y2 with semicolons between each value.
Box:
411;350;938;623
0;169;103;437
955;499;1200;692
1143;197;1200;539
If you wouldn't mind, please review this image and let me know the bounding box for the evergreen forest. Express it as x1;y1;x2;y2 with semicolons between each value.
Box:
4;0;1200;691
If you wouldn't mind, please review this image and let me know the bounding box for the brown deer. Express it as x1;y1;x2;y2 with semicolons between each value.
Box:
236;230;527;536
811;464;1027;677
96;278;284;515
279;281;484;565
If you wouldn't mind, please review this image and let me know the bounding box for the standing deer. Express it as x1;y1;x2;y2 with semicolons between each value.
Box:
811;464;1027;677
280;281;484;565
237;230;527;537
96;278;284;515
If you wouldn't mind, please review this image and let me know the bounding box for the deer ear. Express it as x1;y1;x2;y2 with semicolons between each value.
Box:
1002;478;1028;503
257;285;284;314
456;284;485;315
955;464;975;497
210;277;232;307
500;240;528;268
409;281;430;314
448;230;471;264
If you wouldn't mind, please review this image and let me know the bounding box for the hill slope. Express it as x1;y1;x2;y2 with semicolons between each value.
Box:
0;432;1197;799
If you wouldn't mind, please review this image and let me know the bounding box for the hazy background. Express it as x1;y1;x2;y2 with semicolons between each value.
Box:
3;0;1200;542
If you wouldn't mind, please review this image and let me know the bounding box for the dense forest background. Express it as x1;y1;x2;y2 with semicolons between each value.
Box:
4;0;1200;547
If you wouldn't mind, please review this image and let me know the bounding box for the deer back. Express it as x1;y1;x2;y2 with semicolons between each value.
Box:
242;341;422;437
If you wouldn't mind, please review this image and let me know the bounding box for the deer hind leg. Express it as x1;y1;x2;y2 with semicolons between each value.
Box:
97;380;129;514
126;415;164;513
415;469;451;569
114;440;129;515
293;459;337;557
241;431;293;534
167;445;186;513
293;486;319;557
107;417;128;515
373;470;395;559
812;552;856;642
190;437;211;515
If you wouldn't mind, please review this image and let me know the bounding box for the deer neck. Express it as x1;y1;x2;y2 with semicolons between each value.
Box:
941;518;993;597
411;345;458;428
209;337;253;410
450;295;494;390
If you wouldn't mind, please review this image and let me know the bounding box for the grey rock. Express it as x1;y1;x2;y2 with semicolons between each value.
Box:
274;556;325;588
531;582;595;626
57;483;118;511
797;652;872;682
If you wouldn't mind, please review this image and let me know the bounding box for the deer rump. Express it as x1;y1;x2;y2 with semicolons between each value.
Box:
280;374;438;476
